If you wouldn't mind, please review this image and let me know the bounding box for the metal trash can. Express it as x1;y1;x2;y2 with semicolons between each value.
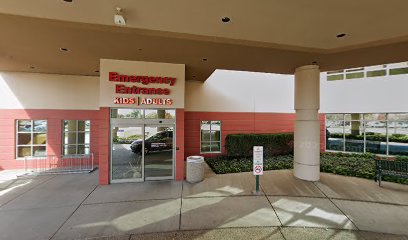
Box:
186;156;205;183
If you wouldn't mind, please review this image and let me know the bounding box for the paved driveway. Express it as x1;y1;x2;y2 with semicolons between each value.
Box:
0;168;407;240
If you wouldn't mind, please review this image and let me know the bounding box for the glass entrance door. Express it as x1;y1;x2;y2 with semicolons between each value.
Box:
111;125;144;183
144;125;175;180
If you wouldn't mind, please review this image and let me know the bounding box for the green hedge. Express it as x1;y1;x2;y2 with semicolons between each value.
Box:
225;133;294;157
330;133;408;143
205;152;408;184
205;155;293;174
320;152;375;179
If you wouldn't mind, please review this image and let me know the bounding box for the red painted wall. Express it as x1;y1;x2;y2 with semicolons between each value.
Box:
184;111;325;157
0;108;110;174
0;108;326;184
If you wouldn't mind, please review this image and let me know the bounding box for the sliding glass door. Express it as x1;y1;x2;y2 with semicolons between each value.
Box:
111;125;144;183
144;125;174;180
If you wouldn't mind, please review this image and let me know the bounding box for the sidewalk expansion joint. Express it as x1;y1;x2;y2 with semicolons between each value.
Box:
313;182;360;231
0;175;57;208
328;197;408;207
82;197;181;206
49;184;98;240
260;183;284;228
179;180;184;231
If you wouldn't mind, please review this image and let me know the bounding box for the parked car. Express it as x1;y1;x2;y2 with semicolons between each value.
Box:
130;130;173;154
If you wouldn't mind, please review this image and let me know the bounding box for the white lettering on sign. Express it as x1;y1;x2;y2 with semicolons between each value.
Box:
253;146;264;175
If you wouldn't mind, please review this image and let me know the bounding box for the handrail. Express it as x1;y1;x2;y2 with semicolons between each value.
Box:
24;153;95;174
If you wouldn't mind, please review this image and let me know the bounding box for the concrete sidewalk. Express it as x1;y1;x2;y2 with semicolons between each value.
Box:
0;168;407;240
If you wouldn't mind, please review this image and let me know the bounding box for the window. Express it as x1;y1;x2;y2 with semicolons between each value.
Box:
145;109;176;119
63;120;90;155
326;113;408;156
110;109;176;119
16;120;47;158
326;62;408;81
111;109;143;119
200;121;221;153
389;67;408;76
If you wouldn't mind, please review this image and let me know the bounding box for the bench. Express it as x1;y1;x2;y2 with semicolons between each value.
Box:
375;158;408;186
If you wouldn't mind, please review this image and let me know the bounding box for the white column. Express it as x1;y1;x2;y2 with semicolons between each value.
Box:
294;65;320;181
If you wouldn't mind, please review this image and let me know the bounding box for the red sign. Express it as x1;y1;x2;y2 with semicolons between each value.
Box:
110;72;176;96
110;71;176;105
109;72;176;86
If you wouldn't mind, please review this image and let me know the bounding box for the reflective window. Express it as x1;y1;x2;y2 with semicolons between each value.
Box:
326;113;408;156
389;67;408;75
111;109;143;119
144;126;174;178
145;109;176;119
366;70;386;77
16;120;47;157
63;120;91;155
387;114;408;156
326;114;344;151
364;115;387;155
326;62;408;81
344;114;364;153
200;121;221;153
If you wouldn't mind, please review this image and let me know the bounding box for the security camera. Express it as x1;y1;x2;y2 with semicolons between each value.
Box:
114;7;126;26
114;14;126;25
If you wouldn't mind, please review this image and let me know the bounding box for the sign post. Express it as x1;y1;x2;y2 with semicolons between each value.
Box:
253;146;264;194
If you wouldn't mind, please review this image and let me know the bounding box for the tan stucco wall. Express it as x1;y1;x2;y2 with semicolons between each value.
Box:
185;70;295;113
0;72;99;110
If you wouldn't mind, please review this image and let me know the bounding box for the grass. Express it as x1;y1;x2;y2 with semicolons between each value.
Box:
205;152;408;184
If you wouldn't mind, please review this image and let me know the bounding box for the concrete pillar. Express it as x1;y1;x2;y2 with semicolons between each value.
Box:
294;65;320;181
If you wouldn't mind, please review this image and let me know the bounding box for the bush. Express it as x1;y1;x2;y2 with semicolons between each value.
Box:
205;155;293;174
320;152;376;179
225;133;294;157
396;155;408;163
205;152;408;184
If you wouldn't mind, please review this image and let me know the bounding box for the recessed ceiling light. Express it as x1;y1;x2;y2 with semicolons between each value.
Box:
202;58;208;62
221;17;230;23
59;47;69;52
336;33;347;38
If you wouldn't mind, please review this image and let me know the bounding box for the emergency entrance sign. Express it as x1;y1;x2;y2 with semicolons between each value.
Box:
253;146;264;175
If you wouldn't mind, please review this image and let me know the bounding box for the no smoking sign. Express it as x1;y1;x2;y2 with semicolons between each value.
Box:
254;165;263;175
253;146;264;175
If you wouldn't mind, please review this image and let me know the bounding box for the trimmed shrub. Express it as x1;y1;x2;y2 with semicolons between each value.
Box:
320;152;375;179
225;133;294;157
205;152;408;184
205;155;293;174
396;155;408;163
